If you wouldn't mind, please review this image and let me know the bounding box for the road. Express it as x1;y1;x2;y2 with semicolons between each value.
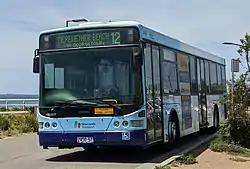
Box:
0;132;213;169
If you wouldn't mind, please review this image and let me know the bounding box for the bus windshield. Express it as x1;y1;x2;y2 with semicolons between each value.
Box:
40;47;143;114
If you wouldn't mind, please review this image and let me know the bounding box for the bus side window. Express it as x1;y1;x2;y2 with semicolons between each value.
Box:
204;60;211;94
217;64;222;94
209;62;218;94
190;56;198;94
161;48;178;94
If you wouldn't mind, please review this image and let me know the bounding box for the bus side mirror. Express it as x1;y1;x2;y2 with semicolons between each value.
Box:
33;49;40;73
132;47;143;68
33;57;39;73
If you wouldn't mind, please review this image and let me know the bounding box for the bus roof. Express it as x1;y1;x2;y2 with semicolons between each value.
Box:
40;20;225;65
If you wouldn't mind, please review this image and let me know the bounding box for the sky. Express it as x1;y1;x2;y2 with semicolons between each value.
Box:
0;0;249;94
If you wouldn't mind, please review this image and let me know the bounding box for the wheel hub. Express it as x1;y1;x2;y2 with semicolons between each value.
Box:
171;122;176;140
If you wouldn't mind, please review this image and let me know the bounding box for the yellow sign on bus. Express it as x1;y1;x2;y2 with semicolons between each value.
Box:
94;107;114;115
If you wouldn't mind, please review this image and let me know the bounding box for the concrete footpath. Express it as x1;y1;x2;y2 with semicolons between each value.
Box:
136;132;218;169
0;132;217;169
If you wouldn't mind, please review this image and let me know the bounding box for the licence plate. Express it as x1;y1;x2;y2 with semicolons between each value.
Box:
77;137;94;143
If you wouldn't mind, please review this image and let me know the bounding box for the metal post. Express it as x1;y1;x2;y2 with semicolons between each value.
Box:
231;58;240;112
23;101;25;110
231;67;234;111
5;99;8;111
65;20;69;27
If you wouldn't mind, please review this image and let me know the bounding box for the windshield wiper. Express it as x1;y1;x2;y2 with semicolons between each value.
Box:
50;99;97;109
100;101;121;110
72;98;122;110
52;98;121;110
55;99;97;105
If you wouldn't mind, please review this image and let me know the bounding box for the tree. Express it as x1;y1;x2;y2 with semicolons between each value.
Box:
237;33;250;107
221;33;250;147
237;33;250;71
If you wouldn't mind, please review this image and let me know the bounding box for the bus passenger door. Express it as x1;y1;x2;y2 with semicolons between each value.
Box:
144;43;163;143
151;45;162;141
197;59;208;128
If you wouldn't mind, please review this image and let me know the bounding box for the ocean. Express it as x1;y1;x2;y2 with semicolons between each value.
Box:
0;94;38;108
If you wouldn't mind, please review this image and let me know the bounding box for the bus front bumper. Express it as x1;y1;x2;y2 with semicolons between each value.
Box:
38;130;147;147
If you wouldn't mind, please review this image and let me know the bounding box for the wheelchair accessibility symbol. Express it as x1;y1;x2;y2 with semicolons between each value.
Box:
122;132;130;140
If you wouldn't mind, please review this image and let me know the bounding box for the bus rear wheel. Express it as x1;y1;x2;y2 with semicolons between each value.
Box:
213;108;219;131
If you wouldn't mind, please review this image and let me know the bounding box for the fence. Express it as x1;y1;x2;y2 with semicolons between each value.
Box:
0;98;39;110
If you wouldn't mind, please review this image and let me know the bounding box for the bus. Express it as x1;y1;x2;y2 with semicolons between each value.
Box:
32;19;227;151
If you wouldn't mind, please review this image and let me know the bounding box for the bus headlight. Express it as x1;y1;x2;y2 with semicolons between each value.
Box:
44;122;50;128
52;122;57;128
113;121;120;127
122;121;129;127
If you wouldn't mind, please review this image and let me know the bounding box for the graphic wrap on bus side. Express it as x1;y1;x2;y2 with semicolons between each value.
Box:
177;53;192;130
162;95;181;142
181;95;192;130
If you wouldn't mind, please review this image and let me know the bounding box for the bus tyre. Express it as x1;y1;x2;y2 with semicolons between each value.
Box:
168;118;179;146
213;108;219;132
83;146;98;152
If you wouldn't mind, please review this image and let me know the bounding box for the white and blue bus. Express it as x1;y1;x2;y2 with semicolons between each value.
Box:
32;19;227;151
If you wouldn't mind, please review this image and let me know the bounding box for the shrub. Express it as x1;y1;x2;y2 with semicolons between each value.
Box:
220;74;250;148
0;116;11;131
0;106;36;113
209;137;250;156
11;107;22;111
175;155;197;165
217;33;250;149
0;113;38;137
0;107;7;112
24;106;35;113
24;113;38;132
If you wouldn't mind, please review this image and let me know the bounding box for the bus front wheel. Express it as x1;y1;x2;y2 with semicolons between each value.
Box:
83;146;98;152
168;116;180;145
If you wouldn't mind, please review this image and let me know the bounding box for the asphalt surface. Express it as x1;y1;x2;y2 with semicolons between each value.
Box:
0;132;213;169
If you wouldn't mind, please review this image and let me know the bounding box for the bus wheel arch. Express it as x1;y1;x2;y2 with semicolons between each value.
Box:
168;110;180;143
213;104;220;130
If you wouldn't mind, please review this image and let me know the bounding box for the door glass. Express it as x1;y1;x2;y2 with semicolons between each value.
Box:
145;43;155;142
199;59;207;126
197;59;202;124
152;45;162;140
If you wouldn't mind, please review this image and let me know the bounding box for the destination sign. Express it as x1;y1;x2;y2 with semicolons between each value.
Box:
40;28;139;51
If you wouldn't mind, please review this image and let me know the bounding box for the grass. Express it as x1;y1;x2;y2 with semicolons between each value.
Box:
155;136;250;169
154;154;198;169
154;165;171;169
174;154;197;165
209;137;250;157
0;113;38;139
